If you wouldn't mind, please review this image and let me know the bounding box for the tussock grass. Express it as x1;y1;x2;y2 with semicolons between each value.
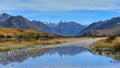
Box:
93;36;120;51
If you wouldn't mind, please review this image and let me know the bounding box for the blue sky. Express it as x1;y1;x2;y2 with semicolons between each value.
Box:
0;0;120;25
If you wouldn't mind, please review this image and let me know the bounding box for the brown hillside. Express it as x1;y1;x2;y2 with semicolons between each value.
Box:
83;26;120;36
0;27;57;38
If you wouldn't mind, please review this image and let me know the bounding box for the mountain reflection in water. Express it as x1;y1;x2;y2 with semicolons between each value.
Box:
0;46;88;65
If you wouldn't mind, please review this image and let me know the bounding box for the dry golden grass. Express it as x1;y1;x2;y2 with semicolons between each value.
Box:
0;27;58;49
0;27;56;37
93;37;120;48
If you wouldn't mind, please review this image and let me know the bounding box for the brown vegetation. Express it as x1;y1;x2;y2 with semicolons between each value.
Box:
93;36;120;51
0;27;58;46
83;26;120;36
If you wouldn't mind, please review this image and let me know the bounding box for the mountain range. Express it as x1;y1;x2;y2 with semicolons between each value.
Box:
0;13;120;37
78;17;120;36
0;13;85;36
46;20;85;36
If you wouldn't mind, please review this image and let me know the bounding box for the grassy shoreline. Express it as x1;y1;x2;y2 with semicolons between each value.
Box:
93;36;120;51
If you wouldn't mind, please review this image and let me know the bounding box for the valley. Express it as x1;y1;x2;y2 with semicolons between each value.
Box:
1;0;120;68
0;13;120;52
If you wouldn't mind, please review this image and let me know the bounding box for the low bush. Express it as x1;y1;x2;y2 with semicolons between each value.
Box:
107;36;117;42
113;42;120;51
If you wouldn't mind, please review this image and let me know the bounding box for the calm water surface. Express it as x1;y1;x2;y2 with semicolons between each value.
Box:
0;46;120;68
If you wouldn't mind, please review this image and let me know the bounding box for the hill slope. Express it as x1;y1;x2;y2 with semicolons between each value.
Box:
78;17;120;36
0;27;57;40
0;27;61;47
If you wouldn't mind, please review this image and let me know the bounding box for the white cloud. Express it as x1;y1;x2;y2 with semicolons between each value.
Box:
0;0;120;11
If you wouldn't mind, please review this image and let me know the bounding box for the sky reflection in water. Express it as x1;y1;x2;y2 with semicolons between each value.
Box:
0;46;120;68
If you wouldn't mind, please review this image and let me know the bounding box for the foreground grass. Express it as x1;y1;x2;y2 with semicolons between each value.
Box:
93;36;120;51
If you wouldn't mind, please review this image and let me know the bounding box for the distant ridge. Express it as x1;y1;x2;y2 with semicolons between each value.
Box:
78;17;120;36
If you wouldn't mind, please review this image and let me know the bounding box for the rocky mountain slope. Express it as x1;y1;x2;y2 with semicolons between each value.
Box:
78;17;120;36
0;13;85;36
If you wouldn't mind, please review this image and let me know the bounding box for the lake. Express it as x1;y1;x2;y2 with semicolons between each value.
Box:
0;46;120;68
